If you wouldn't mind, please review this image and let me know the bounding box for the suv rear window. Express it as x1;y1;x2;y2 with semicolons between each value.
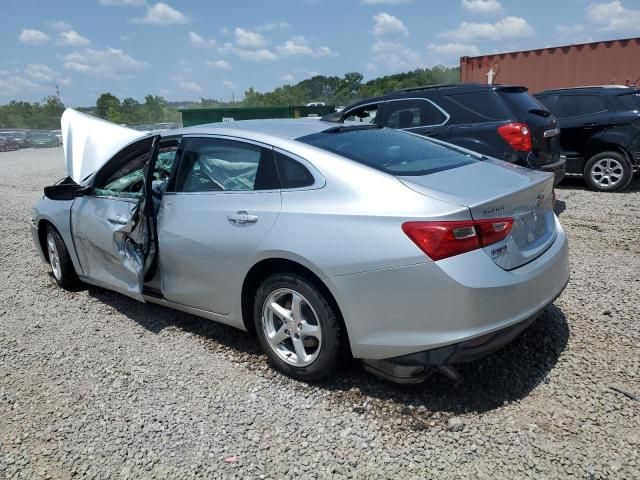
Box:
298;127;476;176
616;93;640;111
446;91;511;120
498;90;548;115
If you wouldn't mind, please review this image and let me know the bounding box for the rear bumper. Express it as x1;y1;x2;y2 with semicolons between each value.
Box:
538;156;566;185
329;217;569;360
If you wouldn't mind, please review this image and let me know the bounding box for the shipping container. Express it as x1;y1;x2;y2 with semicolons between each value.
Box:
180;105;335;127
460;37;640;93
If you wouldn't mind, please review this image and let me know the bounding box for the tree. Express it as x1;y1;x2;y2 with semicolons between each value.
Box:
96;93;121;119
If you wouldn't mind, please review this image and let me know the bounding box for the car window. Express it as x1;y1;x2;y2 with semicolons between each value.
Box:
275;151;314;188
616;93;640;111
94;142;178;199
298;127;477;176
175;137;277;192
535;95;558;112
446;91;511;120
557;95;608;119
385;99;447;128
95;151;150;199
498;90;548;115
343;104;379;124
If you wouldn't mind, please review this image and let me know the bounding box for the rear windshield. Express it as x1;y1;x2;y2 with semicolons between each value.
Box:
298;127;477;176
617;93;640;110
499;90;548;115
447;91;511;120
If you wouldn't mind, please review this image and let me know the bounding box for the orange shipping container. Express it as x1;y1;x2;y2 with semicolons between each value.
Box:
460;37;640;93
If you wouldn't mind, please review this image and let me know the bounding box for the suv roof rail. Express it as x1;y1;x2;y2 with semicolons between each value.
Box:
392;83;473;93
540;84;633;92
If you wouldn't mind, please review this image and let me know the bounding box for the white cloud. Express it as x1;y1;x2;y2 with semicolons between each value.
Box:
372;12;409;38
555;24;594;44
99;0;146;6
234;27;267;48
276;36;336;57
587;1;640;34
0;75;42;97
25;64;59;82
461;0;503;14
361;0;412;4
189;31;216;48
281;73;296;83
235;48;278;61
441;16;534;41
205;59;232;70
370;40;422;71
222;80;238;90
179;81;202;93
46;20;73;31
257;22;291;32
18;29;50;45
63;48;147;77
428;42;480;57
133;3;188;25
58;30;91;46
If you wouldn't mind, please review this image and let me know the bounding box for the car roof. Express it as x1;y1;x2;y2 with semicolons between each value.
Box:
536;85;639;95
344;83;527;107
162;118;338;140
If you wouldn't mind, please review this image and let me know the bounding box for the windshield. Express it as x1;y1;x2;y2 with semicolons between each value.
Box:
499;90;549;114
298;127;477;176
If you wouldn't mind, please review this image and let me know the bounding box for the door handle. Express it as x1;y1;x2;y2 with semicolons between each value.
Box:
107;215;128;226
227;211;258;225
582;123;597;128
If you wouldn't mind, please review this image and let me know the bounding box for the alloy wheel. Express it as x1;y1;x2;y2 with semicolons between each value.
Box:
261;288;323;367
46;232;62;281
590;157;624;188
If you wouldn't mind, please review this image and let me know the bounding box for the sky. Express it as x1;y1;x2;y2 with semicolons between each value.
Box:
2;0;640;107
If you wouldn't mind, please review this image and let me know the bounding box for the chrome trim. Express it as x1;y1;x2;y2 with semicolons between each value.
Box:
543;128;561;138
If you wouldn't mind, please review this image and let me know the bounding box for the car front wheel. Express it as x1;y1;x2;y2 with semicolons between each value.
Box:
45;225;79;289
254;273;347;381
584;152;633;192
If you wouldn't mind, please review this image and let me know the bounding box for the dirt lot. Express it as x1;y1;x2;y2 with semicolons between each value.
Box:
1;147;638;479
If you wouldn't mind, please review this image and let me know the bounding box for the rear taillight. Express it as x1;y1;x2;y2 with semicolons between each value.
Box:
497;122;532;152
402;218;514;261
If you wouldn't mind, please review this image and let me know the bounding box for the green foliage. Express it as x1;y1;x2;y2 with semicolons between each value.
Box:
0;66;459;129
0;96;65;129
238;67;459;107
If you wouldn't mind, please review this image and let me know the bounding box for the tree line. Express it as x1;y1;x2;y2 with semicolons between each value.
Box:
0;65;459;129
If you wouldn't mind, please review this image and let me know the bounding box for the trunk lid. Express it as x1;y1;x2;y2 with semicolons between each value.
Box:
399;160;557;270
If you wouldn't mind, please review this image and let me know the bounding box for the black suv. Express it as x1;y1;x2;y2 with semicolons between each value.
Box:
535;86;640;192
325;83;565;184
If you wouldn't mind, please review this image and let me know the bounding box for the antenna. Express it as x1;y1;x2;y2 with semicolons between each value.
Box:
55;84;61;99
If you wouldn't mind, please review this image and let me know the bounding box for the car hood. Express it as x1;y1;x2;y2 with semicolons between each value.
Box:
61;108;148;183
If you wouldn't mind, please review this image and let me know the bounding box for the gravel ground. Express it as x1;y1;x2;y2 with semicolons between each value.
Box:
1;147;638;479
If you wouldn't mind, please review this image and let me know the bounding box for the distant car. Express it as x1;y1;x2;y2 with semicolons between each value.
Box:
306;102;326;107
1;130;28;148
31;109;569;384
51;130;63;146
325;83;566;185
0;135;19;151
535;85;640;191
30;132;59;148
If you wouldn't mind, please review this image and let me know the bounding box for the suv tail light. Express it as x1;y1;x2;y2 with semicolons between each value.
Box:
497;122;532;152
402;218;514;261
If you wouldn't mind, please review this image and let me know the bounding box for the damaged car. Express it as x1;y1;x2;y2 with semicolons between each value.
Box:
31;109;569;383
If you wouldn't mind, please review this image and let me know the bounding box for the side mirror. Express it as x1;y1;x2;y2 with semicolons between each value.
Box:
44;183;93;200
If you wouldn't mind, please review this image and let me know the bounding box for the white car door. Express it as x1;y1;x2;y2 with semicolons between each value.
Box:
157;136;281;315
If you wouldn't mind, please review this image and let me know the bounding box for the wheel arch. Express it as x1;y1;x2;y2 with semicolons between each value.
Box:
584;142;633;170
240;258;350;346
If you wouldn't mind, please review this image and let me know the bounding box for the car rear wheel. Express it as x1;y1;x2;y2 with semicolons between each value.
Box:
584;152;633;192
46;225;79;289
254;273;346;381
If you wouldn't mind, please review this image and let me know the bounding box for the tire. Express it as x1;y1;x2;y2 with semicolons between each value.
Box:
253;273;347;381
583;151;633;192
45;225;79;289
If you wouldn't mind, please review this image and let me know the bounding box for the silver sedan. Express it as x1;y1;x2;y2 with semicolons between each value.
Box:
32;109;569;383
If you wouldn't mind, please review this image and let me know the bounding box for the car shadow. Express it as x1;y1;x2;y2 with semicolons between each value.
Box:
87;285;569;415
